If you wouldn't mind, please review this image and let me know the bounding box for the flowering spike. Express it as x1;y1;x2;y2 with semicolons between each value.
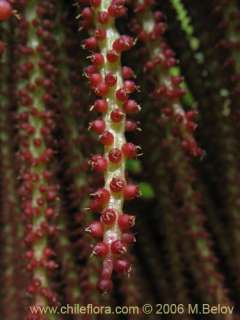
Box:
82;0;139;289
16;0;58;310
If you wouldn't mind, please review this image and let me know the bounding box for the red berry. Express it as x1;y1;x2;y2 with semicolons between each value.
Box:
91;53;104;67
83;37;98;50
171;75;184;85
123;184;139;200
154;22;167;37
186;121;197;133
89;198;102;212
97;11;110;24
95;82;109;96
123;99;140;113
118;214;135;231
105;72;117;86
0;1;12;21
108;0;127;17
86;221;104;238
90;155;108;172
85;65;97;76
107;50;119;63
44;247;55;258
89;119;106;134
81;7;93;22
110;109;124;122
122;232;136;244
25;250;34;259
114;259;130;273
125;120;138;132
93;242;109;256
45;208;54;218
122;142;137;158
124;80;137;93
100;131;114;145
89;73;102;87
186;110;198;120
164;48;175;58
98;279;113;292
111;240;127;254
108;148;122;163
90;188;110;211
116;88;128;101
94;99;108;112
122;66;135;79
27;284;37;294
101;208;117;225
95;28;106;41
95;188;110;205
154;10;165;21
110;177;125;192
112;36;134;52
33;138;42;147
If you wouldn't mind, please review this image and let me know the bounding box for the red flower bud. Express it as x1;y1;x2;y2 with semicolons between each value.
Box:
122;142;137;158
0;0;12;21
89;119;106;134
123;184;139;200
83;37;98;50
94;99;108;112
86;221;104;238
108;148;122;163
91;53;104;67
93;242;109;256
123;99;140;113
101;209;117;225
111;240;127;254
118;214;135;231
113;35;134;52
107;50;119;63
110;177;125;192
90;155;108;172
114;259;130;273
100;131;114;145
105;72;117;86
110;109;124;122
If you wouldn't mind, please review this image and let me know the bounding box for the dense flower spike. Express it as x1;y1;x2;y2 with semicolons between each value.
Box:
16;1;59;316
80;0;139;290
142;130;233;307
133;0;234;309
209;1;240;270
167;0;240;299
132;0;202;158
0;22;27;319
